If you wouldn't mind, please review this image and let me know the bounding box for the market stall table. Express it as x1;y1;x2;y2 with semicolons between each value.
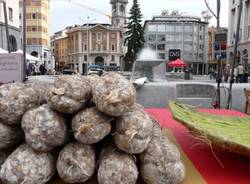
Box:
145;108;250;184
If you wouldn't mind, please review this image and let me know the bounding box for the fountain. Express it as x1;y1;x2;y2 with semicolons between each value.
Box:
131;48;166;82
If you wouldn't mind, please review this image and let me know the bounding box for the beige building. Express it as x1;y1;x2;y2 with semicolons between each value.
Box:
208;26;227;70
54;29;68;71
19;0;52;69
67;24;124;74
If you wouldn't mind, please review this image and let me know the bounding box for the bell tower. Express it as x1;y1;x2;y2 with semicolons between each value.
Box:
110;0;128;28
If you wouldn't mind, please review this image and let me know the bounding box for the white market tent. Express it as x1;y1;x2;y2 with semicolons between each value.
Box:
12;49;39;62
0;48;8;53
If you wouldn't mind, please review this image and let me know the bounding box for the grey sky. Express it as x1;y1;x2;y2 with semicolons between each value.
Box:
51;0;228;33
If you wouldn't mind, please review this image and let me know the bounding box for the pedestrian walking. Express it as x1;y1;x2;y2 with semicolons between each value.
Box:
237;63;244;83
39;64;47;75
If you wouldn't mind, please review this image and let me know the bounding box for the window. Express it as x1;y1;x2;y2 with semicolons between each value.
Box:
158;53;165;59
112;44;115;51
120;5;125;12
148;24;157;32
32;27;36;31
148;43;156;50
19;13;22;20
199;53;203;58
157;34;165;42
200;26;203;31
148;34;156;42
84;55;87;61
103;33;107;40
166;25;174;32
111;55;115;61
111;33;116;39
9;8;13;22
157;25;166;32
200;35;203;40
175;34;183;41
157;44;165;50
175;25;182;32
84;45;87;51
184;25;192;32
32;13;36;19
184;34;192;41
98;44;101;51
166;34;174;41
184;44;192;51
97;33;101;40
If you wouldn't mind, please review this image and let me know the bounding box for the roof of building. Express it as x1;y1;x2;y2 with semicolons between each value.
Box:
66;23;123;33
143;14;208;30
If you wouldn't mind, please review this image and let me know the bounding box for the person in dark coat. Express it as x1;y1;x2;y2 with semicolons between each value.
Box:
39;64;47;75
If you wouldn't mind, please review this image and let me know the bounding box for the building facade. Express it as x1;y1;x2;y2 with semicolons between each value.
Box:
208;26;227;70
144;11;208;74
228;0;250;72
54;29;68;71
19;0;52;69
0;0;21;51
67;24;124;74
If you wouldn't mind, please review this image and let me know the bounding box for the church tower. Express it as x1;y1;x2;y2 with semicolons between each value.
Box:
110;0;128;28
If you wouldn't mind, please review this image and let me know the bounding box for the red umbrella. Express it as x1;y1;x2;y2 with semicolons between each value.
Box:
168;59;188;67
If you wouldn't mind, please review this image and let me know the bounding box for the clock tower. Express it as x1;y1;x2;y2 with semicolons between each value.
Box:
110;0;128;28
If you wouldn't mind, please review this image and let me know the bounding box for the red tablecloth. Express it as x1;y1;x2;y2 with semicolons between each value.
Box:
145;108;250;184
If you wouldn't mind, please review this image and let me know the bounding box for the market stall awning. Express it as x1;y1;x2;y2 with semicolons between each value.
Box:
12;49;39;61
168;59;188;67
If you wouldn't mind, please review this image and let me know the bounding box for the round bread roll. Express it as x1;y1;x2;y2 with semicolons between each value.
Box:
57;143;95;183
72;107;112;144
47;75;91;113
98;143;138;184
0;83;41;125
92;72;136;116
22;104;68;152
113;104;153;154
140;120;185;184
0;144;55;184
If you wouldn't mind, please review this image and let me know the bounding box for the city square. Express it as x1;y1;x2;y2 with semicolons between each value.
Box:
0;0;250;184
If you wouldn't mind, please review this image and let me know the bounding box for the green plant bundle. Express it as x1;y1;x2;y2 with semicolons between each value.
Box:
169;101;250;157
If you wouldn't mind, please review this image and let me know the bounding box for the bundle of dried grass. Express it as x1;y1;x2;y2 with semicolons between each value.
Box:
169;101;250;157
47;75;91;114
97;143;138;184
72;107;112;144
140;119;185;184
92;72;136;116
57;143;95;183
113;104;153;154
0;121;23;149
0;83;41;125
22;104;68;152
0;144;55;184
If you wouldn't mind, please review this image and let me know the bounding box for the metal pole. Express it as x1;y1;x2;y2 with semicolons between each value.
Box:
215;0;221;109
227;0;243;109
86;16;89;75
3;1;10;53
23;0;27;79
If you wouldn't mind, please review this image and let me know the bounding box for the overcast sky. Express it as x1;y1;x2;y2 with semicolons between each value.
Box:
50;0;229;33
